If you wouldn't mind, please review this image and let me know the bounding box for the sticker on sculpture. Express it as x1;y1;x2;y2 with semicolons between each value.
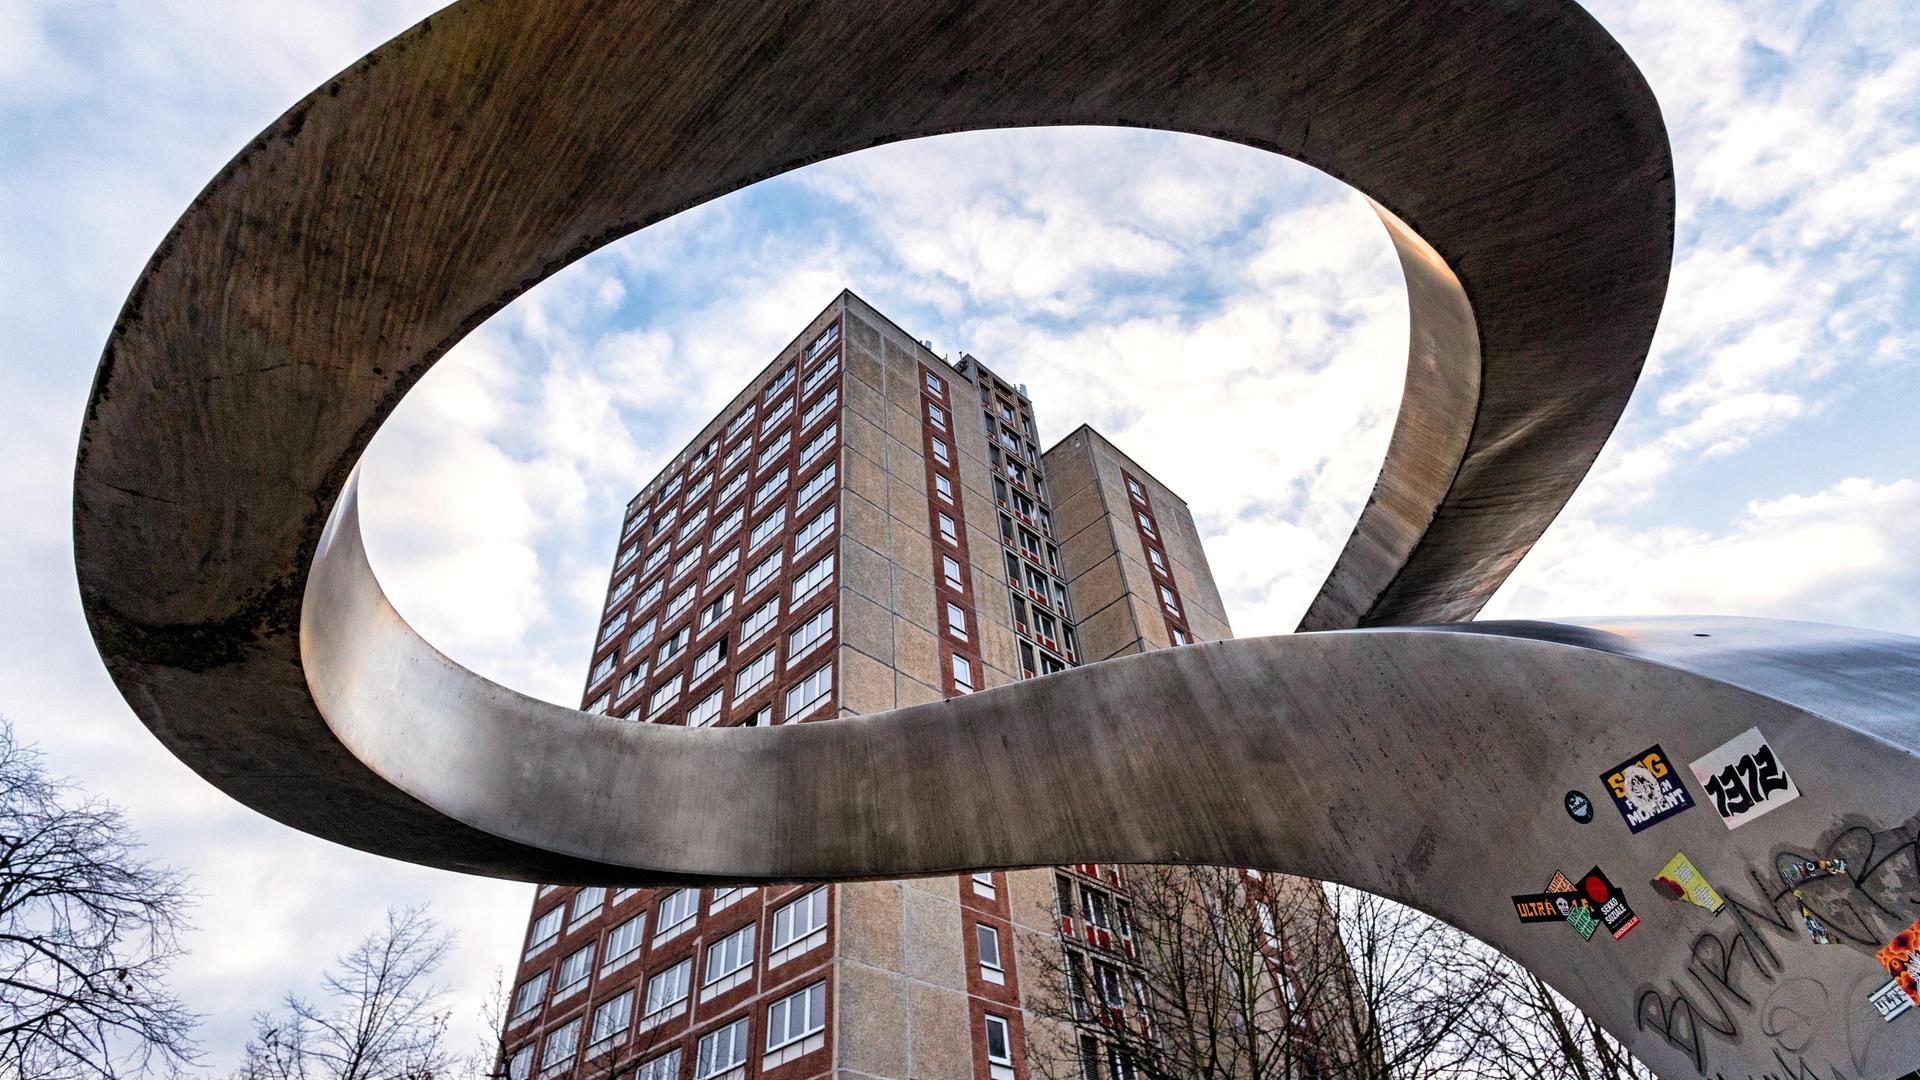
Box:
1878;916;1920;1009
1871;978;1915;1022
1688;727;1799;830
1580;867;1638;940
1547;871;1598;940
1599;744;1694;833
1781;858;1847;945
1651;852;1724;914
1564;790;1594;824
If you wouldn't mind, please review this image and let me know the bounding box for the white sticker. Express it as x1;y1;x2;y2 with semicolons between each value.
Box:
1688;727;1800;830
1871;978;1914;1022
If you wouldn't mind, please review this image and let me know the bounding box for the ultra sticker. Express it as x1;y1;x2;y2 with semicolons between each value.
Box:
1878;916;1920;1009
1547;871;1599;940
1600;744;1695;833
1783;858;1847;945
1580;867;1639;940
1688;726;1800;830
1513;893;1571;923
1872;978;1915;1022
1564;790;1594;824
1651;852;1725;915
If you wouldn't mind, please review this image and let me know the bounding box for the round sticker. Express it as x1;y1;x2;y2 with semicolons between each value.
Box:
1564;790;1594;824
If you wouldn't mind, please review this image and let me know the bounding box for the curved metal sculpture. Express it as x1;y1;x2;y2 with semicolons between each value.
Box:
70;0;1920;1076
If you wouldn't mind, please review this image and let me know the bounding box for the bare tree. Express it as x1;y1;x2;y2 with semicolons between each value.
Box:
235;905;455;1080
0;715;199;1078
1025;866;1637;1080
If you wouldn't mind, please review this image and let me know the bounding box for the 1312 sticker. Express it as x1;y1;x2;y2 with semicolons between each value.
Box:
1687;727;1800;830
1600;744;1694;833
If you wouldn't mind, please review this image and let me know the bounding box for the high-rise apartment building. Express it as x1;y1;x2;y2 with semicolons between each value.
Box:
496;291;1257;1080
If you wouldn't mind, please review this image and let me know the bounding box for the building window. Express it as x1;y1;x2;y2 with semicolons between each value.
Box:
934;472;954;501
978;923;1004;983
647;674;683;718
792;553;834;605
805;323;839;362
795;505;836;553
764;981;827;1064
945;602;969;641
952;654;975;694
1136;511;1156;538
656;888;697;943
943;554;964;589
589;653;616;686
571;886;605;924
636;577;665;612
505;1044;534;1080
698;591;735;631
588;988;634;1050
1158;585;1180;615
938;513;958;543
1171;626;1191;645
762;395;794;432
603;913;646;974
609;574;636;606
1127;477;1145;501
784;662;832;722
770;886;829;963
701;923;755;999
735;649;776;699
616;542;639;570
928;402;947;429
740;596;779;644
931;438;951;465
801;387;838;428
924;370;944;395
727;408;756;442
691;637;728;682
717;468;748;507
627;617;657;657
744;549;782;595
756;431;791;471
641;958;692;1027
635;1049;681;1080
1077;1036;1102;1080
800;422;837;466
538;1018;581;1078
701;547;738;587
753;468;788;510
555;944;593;998
643;543;671;575
985;1014;1015;1079
509;970;549;1022
745;704;773;726
797;462;836;507
694;1015;750;1079
599;609;628;644
1146;546;1166;571
711;885;751;913
665;583;696;620
687;688;723;728
526;906;563;959
803;355;838;395
749;507;787;551
766;363;796;398
787;605;833;662
1109;1047;1142;1080
657;625;690;663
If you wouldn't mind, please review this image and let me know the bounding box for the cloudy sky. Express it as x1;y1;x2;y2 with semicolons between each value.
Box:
3;0;1917;1071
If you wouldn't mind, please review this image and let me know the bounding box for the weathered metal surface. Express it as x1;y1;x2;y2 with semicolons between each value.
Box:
76;1;1920;1076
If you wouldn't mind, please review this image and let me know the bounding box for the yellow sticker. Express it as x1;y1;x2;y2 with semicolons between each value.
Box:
1651;851;1724;914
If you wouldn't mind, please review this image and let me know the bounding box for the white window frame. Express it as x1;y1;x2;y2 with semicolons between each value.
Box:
794;505;835;555
710;885;751;913
671;547;702;582
761;395;794;432
687;687;723;728
740;595;779;645
952;653;975;694
986;1015;1015;1079
554;943;593;1001
938;513;958;543
505;1044;534;1080
695;1016;750;1080
756;431;791;471
691;637;728;683
784;662;832;722
635;1049;682;1080
753;468;789;510
946;602;969;641
571;886;605;926
749;507;787;552
977;923;1005;984
931;438;950;465
769;886;829;965
655;888;697;944
744;549;782;596
797;462;836;508
588;988;634;1051
800;386;838;429
538;1018;581;1078
509;970;549;1023
934;472;954;502
735;648;776;699
700;923;756;1001
698;591;735;633
665;583;696;620
763;981;827;1066
640;957;693;1030
647;674;684;718
790;553;834;607
943;555;964;589
526;905;564;959
705;546;740;587
799;422;837;466
602;913;647;975
787;605;833;663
